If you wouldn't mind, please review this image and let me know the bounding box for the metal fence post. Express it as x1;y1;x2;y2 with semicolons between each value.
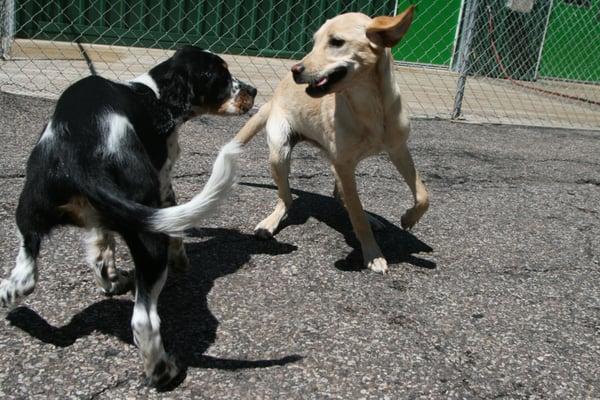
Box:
452;0;478;120
0;0;15;59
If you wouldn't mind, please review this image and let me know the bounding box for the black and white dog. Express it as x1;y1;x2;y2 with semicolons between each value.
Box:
0;46;256;388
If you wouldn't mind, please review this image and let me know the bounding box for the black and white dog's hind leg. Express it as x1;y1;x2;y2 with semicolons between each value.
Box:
161;185;190;274
85;228;133;296
159;133;190;274
125;231;181;388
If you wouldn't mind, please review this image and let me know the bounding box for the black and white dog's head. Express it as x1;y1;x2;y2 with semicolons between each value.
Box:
142;46;257;119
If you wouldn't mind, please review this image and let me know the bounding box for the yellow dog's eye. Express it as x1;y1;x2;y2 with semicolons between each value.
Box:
329;37;345;48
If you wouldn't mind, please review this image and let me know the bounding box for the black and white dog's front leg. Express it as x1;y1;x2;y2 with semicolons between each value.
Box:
85;228;133;296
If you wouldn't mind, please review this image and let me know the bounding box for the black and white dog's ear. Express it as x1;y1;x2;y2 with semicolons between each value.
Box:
158;67;194;115
147;66;194;134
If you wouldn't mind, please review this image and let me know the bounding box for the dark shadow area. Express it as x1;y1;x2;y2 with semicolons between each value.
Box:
6;228;301;390
239;182;435;271
6;183;433;389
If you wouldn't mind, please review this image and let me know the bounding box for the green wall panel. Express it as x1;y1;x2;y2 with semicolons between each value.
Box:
14;0;395;59
392;0;463;66
538;0;600;81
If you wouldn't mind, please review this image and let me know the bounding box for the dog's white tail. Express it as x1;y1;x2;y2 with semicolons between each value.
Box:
150;140;242;235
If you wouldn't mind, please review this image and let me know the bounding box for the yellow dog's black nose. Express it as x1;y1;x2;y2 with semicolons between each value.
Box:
291;63;305;75
291;63;305;83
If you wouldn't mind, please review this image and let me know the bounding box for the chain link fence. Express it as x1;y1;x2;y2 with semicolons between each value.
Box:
1;0;599;130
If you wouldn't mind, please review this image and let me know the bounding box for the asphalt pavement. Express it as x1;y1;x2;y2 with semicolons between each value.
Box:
0;91;598;399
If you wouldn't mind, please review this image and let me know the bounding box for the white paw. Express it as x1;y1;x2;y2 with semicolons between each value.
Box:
0;280;19;310
367;256;389;274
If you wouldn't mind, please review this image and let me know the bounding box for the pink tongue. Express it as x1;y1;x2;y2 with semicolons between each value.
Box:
316;77;328;87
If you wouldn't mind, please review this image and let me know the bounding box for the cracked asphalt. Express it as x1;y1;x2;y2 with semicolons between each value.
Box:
0;91;599;399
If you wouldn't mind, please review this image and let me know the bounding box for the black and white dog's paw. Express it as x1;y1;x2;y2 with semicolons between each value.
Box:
102;270;134;297
0;280;15;310
0;278;33;311
145;355;184;390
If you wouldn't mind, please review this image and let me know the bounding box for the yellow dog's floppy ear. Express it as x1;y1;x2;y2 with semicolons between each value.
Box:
366;5;415;48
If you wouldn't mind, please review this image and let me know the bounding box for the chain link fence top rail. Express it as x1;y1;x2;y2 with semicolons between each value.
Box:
1;0;599;130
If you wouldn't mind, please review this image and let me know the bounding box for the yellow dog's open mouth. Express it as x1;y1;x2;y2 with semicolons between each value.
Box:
305;66;348;97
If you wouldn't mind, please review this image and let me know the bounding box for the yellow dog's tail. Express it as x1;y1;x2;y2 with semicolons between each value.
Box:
234;101;271;145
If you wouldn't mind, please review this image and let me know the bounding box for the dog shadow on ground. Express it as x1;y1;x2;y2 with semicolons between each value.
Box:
6;183;434;389
6;228;301;390
239;182;435;271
